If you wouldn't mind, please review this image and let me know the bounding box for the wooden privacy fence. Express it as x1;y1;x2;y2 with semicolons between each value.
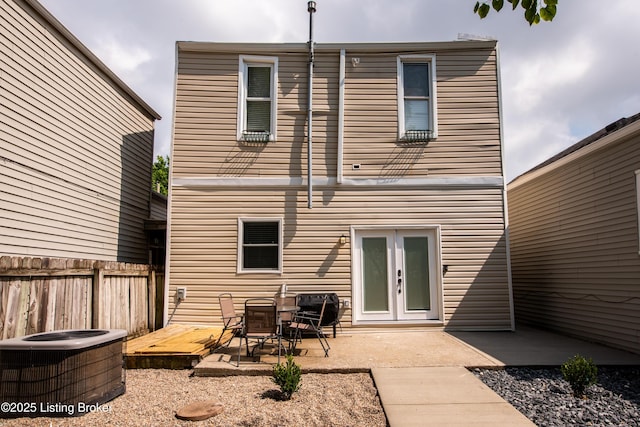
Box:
0;256;164;339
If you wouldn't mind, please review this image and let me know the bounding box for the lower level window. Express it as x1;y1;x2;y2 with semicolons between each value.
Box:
238;218;282;273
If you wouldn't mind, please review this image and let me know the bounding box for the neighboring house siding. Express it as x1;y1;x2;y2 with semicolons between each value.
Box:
508;120;640;354
0;0;157;263
170;41;511;330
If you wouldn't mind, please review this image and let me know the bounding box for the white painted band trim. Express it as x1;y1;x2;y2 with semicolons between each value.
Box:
173;176;504;188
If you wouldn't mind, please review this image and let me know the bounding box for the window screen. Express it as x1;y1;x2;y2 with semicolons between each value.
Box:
403;63;430;131
246;66;271;132
242;221;279;270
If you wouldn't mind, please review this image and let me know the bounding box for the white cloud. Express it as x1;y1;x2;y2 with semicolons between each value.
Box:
38;0;640;180
507;38;594;114
94;38;152;76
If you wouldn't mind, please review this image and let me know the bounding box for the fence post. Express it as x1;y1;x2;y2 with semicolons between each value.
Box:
148;269;156;331
92;265;104;329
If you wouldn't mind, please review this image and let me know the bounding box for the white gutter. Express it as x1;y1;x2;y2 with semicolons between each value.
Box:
337;49;345;184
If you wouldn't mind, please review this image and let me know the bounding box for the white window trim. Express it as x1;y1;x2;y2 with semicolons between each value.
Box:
396;54;438;140
237;55;278;142
237;217;283;274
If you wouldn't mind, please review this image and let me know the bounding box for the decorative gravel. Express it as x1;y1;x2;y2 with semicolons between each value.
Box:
0;370;387;426
473;367;640;426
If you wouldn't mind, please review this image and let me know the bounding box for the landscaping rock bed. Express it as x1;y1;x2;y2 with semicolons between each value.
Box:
473;367;640;426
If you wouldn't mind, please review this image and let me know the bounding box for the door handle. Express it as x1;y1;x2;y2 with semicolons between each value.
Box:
397;270;402;293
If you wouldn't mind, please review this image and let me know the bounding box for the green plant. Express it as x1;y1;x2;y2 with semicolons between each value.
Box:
561;354;598;397
272;354;302;400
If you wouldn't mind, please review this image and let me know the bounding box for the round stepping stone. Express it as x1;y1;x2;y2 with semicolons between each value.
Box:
175;401;224;421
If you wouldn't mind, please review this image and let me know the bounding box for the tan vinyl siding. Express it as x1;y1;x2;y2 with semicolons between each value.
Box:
343;49;501;178
170;41;511;330
168;185;511;329
508;127;640;354
0;0;155;262
174;51;338;179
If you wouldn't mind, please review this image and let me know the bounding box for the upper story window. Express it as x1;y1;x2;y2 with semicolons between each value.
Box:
237;55;278;142
397;55;438;142
237;217;283;274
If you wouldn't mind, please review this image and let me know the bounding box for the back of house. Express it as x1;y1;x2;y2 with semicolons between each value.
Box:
168;40;513;331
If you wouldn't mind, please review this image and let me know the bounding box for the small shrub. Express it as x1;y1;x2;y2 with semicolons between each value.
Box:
272;354;302;400
561;354;598;397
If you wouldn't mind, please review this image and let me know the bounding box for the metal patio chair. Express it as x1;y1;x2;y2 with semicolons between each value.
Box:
212;293;244;351
237;298;280;366
287;294;330;357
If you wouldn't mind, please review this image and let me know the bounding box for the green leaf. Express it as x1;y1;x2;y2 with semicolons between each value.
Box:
524;7;537;24
492;0;504;12
544;0;558;5
522;0;533;9
474;1;480;13
509;0;520;10
540;5;556;21
478;3;491;18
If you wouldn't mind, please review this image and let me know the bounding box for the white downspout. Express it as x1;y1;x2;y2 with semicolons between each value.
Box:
337;49;345;184
496;41;515;331
307;1;316;209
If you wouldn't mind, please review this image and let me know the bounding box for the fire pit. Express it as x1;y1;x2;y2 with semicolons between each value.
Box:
0;329;127;417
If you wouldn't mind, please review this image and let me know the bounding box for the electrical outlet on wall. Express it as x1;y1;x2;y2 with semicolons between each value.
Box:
177;287;187;300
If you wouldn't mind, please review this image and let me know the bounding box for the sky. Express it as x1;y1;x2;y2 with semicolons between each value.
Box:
38;0;640;182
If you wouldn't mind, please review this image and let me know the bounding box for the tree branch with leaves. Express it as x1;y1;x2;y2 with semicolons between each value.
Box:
152;155;170;196
474;0;558;25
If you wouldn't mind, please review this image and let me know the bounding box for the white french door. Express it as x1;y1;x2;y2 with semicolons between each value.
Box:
353;228;440;323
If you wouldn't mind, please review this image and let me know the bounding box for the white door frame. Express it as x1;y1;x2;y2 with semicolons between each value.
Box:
350;225;444;325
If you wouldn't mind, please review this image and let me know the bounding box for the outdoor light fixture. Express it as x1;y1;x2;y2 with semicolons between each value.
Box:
340;234;347;245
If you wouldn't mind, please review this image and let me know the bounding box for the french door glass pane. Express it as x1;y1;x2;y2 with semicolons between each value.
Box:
404;237;430;311
246;101;271;131
362;237;389;312
404;100;429;131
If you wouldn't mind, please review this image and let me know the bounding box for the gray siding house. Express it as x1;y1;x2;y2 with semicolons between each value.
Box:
0;0;161;264
167;40;513;331
508;113;640;354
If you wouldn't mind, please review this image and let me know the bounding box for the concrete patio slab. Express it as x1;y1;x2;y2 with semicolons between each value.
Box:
448;324;640;366
192;325;640;426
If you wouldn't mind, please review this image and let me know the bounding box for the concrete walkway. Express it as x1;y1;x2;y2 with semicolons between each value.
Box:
373;367;534;426
195;325;640;426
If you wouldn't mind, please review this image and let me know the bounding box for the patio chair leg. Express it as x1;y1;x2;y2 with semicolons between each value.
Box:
317;331;330;357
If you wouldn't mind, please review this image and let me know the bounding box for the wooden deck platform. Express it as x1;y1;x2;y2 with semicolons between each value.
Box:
125;324;232;369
